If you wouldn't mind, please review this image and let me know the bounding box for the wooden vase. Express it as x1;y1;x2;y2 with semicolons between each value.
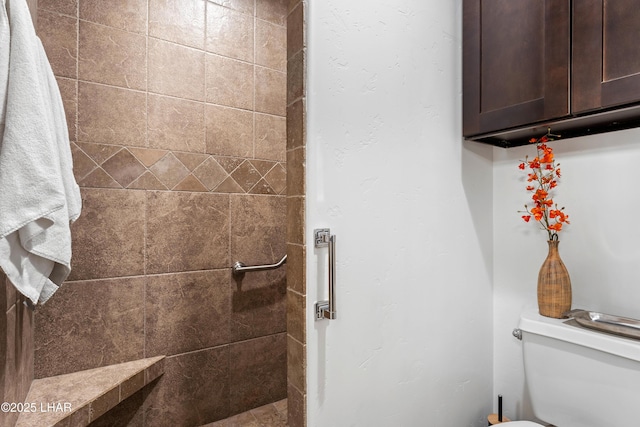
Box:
537;240;572;318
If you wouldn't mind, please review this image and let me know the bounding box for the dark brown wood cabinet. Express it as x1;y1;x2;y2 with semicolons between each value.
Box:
464;0;640;147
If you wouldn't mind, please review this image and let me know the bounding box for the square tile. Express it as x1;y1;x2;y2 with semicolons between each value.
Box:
34;277;145;378
149;0;206;49
78;82;147;146
148;94;206;153
205;104;253;157
80;0;147;34
148;38;205;101
229;334;287;414
146;192;230;273
144;348;230;426
37;10;77;79
206;3;254;62
145;270;231;356
206;54;254;110
78;21;147;90
68;188;145;280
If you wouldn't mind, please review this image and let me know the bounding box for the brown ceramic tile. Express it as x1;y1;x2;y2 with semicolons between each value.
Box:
287;146;304;196
286;335;305;393
127;171;168;190
38;0;77;16
256;67;286;116
37;10;77;79
144;348;230;426
56;77;78;142
273;398;287;414
216;156;244;173
287;49;305;105
215;176;244;193
78;167;122;188
230;160;261;192
287;383;305;427
149;0;206;49
1;306;18;427
256;19;286;72
90;387;120;421
78;82;147;146
58;404;91;427
205;104;253;157
173;152;209;171
146;270;231;356
193;156;229;190
148;153;191;189
287;2;304;59
256;0;288;26
286;98;305;150
34;277;145;378
80;0;147;34
206;54;254;110
120;371;145;401
230;268;286;341
70;143;98;182
286;243;305;294
148;94;205;153
229;334;287;414
286;196;304;245
288;0;299;14
207;0;254;15
256;113;286;162
76;142;123;165
68;188;145;280
287;289;305;344
78;21;147;90
206;411;259;427
128;147;169;167
206;3;254;62
20;298;34;390
146;191;230;273
173;174;208;192
250;401;287;426
148;38;205;102
88;387;144;427
250;159;276;176
248;178;276;195
101;148;147;187
264;163;286;194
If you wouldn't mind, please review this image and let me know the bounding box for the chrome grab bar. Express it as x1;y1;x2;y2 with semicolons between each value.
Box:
232;254;287;276
315;228;336;320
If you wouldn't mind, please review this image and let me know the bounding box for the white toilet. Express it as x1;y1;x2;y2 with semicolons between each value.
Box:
508;309;640;427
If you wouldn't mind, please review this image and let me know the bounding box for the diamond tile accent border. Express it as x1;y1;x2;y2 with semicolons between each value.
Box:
72;143;286;195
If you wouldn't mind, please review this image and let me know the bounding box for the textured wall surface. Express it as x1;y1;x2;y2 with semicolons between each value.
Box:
305;0;494;426
32;0;288;425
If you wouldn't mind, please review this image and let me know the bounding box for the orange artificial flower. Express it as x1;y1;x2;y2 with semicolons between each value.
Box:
518;133;569;241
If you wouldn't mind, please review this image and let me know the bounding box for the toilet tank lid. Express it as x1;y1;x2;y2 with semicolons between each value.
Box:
518;309;640;362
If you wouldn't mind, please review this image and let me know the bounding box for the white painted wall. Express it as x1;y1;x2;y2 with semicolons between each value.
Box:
493;128;640;422
305;1;494;425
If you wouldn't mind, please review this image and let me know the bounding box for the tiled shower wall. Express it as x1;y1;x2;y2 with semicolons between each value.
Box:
32;0;288;425
285;0;306;426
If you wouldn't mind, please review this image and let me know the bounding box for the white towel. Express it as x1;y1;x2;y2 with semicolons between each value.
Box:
0;0;82;305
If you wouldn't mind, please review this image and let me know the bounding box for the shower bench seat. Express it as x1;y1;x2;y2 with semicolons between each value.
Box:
15;355;165;427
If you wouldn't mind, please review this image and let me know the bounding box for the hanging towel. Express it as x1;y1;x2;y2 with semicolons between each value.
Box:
0;0;82;305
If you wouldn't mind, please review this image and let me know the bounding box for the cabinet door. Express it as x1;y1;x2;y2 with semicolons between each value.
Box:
463;0;570;137
573;0;640;113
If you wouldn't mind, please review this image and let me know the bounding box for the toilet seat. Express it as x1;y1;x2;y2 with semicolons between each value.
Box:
505;422;544;426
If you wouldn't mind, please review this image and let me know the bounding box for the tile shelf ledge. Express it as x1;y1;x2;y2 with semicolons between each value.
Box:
16;355;165;427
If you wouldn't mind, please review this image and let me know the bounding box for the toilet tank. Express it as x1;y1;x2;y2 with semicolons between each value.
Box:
518;309;640;427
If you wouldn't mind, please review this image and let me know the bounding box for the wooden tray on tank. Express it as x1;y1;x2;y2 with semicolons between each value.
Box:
565;309;640;341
